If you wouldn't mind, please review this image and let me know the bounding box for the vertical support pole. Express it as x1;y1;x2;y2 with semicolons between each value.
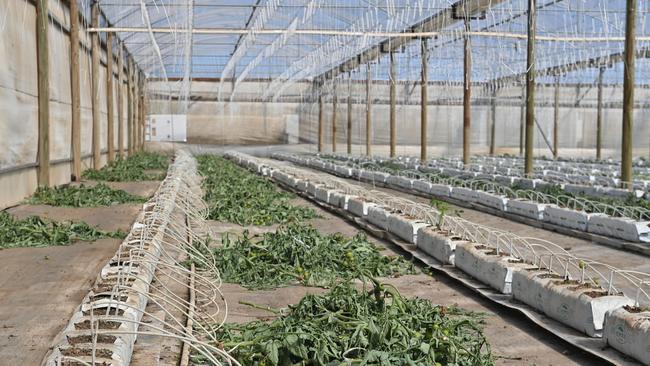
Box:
69;0;81;180
553;75;560;159
106;32;115;162
347;74;352;155
596;67;604;160
489;89;497;155
133;72;140;152
127;58;133;155
389;50;397;158
421;38;429;162
91;2;101;168
36;0;50;186
621;0;636;187
139;81;145;150
519;86;525;155
463;18;471;166
318;92;324;152
366;64;372;156
332;81;337;153
525;0;537;175
117;45;124;158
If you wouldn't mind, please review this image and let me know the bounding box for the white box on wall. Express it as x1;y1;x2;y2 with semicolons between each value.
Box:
146;114;187;142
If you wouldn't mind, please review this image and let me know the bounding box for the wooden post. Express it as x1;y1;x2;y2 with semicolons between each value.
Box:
389;50;397;158
596;67;604;160
91;2;101;168
139;83;145;150
117;45;124;158
127;58;133;155
332;81;337;153
36;0;50;186
553;75;560;159
347;75;352;155
133;71;140;152
106;32;115;162
525;0;537;175
621;0;636;187
318;93;324;152
519;86;525;156
366;64;372;157
421;38;429;162
489;89;496;155
463;18;471;166
69;0;81;180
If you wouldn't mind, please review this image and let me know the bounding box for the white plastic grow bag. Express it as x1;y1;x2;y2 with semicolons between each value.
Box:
367;205;391;230
387;214;429;244
544;205;590;231
506;200;546;220
412;180;433;195
416;227;466;265
512;268;633;337
454;242;530;294
475;191;509;211
588;214;650;242
603;308;650;365
450;187;480;203
347;197;374;217
430;184;452;197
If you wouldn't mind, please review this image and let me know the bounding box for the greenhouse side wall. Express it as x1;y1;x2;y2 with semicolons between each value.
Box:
0;0;127;209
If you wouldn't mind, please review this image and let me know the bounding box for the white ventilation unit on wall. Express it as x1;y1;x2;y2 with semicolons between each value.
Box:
146;115;187;142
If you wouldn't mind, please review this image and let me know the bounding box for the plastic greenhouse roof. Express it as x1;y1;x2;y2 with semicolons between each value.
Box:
94;0;650;92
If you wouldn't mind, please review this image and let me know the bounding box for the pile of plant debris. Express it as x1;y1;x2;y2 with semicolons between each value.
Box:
26;183;146;207
197;155;315;226
206;280;492;366
82;152;169;181
0;212;125;249
211;223;416;290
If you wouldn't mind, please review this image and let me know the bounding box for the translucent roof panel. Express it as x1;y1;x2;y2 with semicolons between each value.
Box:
94;0;650;97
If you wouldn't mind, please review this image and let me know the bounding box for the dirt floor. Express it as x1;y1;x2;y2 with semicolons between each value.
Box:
203;190;602;365
0;180;160;365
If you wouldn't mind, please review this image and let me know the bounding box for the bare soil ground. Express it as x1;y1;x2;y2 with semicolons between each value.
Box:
0;180;159;365
202;191;599;365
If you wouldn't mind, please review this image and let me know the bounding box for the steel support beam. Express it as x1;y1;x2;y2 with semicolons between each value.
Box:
519;88;525;156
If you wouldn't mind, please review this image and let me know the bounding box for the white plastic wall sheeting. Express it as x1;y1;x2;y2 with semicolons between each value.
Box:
0;0;128;169
0;0;38;168
604;308;650;365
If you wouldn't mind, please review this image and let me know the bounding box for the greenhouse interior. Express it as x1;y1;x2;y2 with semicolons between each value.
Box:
2;0;650;365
